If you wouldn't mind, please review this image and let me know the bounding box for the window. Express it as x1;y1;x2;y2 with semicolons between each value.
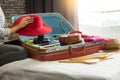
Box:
77;0;120;39
77;0;120;27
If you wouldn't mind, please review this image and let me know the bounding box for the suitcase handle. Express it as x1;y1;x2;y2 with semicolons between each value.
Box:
68;30;82;35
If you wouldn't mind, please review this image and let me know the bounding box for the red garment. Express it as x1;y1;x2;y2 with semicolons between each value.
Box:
83;36;109;42
13;14;52;36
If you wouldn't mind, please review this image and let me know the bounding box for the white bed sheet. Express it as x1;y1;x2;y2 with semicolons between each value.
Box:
0;51;120;80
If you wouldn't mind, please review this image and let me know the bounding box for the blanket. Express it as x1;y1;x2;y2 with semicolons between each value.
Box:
0;50;120;80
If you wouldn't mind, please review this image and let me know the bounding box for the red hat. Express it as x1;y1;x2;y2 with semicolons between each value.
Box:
13;14;52;36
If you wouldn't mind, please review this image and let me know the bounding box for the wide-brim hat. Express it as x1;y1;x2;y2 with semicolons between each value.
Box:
13;14;52;36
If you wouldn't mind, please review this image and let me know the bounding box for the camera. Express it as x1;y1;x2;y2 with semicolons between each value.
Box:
33;35;50;45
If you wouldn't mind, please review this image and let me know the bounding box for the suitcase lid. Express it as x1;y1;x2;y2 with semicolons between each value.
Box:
12;13;74;41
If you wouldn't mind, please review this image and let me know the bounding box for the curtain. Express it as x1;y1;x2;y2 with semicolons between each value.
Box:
26;0;53;13
25;0;79;29
53;0;79;30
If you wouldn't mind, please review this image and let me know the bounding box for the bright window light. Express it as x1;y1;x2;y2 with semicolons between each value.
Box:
77;0;120;27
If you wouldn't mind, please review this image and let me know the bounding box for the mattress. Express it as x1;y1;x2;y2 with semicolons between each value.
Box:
0;50;120;80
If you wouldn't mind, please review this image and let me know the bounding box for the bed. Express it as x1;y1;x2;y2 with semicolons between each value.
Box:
0;50;120;80
6;13;120;80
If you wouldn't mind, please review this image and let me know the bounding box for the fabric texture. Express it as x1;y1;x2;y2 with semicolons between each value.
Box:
0;50;120;80
0;44;28;66
0;6;10;43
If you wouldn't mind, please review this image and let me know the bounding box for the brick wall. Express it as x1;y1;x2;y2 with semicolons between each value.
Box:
0;0;26;23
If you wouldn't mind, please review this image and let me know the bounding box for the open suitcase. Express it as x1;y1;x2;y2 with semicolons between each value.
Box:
12;13;104;61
